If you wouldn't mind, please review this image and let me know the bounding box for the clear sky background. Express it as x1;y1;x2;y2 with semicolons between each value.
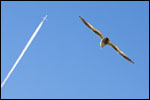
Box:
1;1;149;99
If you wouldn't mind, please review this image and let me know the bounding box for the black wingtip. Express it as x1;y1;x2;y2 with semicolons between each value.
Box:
131;61;134;64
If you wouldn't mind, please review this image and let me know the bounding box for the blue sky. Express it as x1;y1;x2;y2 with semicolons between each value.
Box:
1;1;149;99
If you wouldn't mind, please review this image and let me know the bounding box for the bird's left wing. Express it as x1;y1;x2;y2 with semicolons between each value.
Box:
108;42;134;64
79;16;104;39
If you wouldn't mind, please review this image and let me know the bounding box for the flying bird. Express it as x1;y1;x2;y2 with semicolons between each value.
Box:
79;16;134;64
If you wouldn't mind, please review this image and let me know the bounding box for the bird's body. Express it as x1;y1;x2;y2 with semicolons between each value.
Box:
79;16;134;64
100;37;110;48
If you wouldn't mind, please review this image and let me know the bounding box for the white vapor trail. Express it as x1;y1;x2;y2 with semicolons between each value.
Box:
1;15;47;88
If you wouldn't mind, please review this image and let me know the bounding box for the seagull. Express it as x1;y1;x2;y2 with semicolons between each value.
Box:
79;16;134;64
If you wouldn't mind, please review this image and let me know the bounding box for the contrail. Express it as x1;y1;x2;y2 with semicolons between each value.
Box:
1;15;48;88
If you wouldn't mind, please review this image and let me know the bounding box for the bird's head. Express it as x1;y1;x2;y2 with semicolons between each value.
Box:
100;37;111;48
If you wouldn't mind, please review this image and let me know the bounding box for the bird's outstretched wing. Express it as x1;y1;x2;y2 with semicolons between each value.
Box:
79;16;104;39
108;42;134;64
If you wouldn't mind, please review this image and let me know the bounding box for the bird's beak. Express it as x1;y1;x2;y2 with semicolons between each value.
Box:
100;44;104;48
100;42;104;48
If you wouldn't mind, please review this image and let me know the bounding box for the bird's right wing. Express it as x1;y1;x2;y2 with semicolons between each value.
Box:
108;42;134;64
79;16;104;39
